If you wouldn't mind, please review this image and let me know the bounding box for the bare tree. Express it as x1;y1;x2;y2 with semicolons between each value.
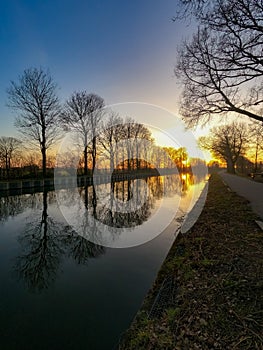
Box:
20;151;40;177
7;68;61;177
199;122;248;173
60;91;104;175
248;121;263;172
98;115;154;172
99;112;123;172
0;136;21;179
174;0;213;20
119;118;153;171
175;0;263;126
132;122;153;170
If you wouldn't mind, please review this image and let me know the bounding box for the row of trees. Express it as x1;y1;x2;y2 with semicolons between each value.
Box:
1;67;191;179
6;68;106;177
174;0;263;174
56;115;172;175
3;116;261;178
0;136;21;178
0;133;189;180
3;1;262;178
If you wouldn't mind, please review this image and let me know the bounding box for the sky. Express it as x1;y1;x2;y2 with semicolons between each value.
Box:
0;0;210;154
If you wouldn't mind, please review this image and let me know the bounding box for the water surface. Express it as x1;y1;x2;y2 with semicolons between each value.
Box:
0;174;206;350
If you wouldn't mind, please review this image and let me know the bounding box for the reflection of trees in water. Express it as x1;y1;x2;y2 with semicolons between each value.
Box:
14;190;104;293
14;191;65;292
76;185;114;244
80;180;151;229
0;193;42;222
147;175;182;199
79;175;184;229
11;173;206;292
63;231;105;265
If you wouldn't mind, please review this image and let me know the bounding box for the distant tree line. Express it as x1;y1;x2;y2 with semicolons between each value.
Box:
1;67;262;179
0;67;193;180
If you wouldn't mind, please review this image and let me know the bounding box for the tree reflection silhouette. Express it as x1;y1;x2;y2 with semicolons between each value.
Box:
14;191;65;292
83;175;182;230
65;185;105;264
0;194;39;223
12;173;200;292
14;190;104;293
64;232;105;265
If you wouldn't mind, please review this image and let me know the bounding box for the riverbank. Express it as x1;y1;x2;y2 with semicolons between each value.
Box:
119;173;263;349
0;168;172;194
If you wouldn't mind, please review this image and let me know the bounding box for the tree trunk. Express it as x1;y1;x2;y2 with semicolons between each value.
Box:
226;159;235;174
41;125;47;178
127;179;131;201
127;144;131;172
84;146;88;176
4;153;9;179
84;186;88;208
92;185;97;219
42;147;47;178
254;142;258;173
91;137;96;176
115;143;119;170
110;150;114;174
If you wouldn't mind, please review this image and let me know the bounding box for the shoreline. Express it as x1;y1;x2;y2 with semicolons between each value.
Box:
119;173;263;349
0;169;195;195
0;174;155;194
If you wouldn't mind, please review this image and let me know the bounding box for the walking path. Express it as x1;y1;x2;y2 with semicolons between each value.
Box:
220;172;263;220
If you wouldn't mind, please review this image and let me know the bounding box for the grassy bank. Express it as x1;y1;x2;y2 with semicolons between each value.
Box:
119;174;263;350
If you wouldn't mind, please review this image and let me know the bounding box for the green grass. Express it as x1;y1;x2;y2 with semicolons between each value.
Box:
119;174;263;350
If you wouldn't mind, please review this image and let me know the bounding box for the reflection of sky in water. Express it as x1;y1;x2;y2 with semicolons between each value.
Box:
56;175;186;247
0;173;207;350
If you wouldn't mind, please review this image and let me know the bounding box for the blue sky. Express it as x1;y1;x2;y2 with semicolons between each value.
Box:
0;0;196;138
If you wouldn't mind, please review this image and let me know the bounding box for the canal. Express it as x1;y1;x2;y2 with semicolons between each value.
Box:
0;174;206;350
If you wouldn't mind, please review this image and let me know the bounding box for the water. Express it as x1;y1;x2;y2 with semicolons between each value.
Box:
0;174;206;350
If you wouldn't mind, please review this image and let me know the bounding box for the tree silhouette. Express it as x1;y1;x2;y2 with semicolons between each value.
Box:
0;194;33;223
7;68;61;177
248;121;263;172
60;91;104;175
199;122;249;173
176;0;263;126
0;136;21;179
99;112;123;173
